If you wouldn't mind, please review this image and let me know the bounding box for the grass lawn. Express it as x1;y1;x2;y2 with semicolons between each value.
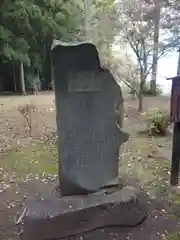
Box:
0;93;180;239
167;232;180;240
0;142;58;181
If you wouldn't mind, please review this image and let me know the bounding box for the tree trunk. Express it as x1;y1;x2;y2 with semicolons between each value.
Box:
12;62;16;92
20;62;26;95
138;65;145;112
138;92;143;112
84;0;91;40
132;91;136;100
132;79;136;100
43;44;52;90
177;48;180;75
50;53;54;91
33;69;40;95
150;0;161;95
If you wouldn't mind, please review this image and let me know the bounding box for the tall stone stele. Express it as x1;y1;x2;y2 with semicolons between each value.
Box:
22;42;147;240
52;41;128;196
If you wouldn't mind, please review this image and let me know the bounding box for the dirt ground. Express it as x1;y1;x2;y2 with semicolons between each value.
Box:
0;92;180;240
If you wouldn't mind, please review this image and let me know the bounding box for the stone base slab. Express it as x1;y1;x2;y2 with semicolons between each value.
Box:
21;186;147;240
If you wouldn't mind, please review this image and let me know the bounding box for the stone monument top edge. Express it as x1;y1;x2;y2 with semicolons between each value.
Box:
51;39;94;51
51;40;121;89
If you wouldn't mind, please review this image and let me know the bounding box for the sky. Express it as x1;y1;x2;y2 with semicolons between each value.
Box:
157;51;178;94
112;41;178;95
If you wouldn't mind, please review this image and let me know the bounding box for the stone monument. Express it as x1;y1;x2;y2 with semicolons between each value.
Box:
21;42;147;240
53;41;128;196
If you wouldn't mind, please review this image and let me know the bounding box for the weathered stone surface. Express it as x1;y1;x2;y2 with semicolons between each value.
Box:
22;186;147;240
51;41;129;196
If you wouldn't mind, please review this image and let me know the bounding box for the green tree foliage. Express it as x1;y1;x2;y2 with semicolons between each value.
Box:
90;0;119;53
0;0;82;92
0;0;81;63
116;0;156;111
0;0;119;93
161;0;180;49
76;0;119;56
112;0;180;111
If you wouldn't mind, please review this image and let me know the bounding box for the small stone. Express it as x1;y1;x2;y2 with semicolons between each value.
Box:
148;153;153;158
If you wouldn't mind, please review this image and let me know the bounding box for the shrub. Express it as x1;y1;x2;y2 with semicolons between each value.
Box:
129;83;163;97
141;83;163;96
17;104;38;136
143;108;170;136
25;73;41;94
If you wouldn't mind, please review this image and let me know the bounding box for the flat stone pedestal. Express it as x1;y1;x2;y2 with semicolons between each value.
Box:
21;186;147;240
